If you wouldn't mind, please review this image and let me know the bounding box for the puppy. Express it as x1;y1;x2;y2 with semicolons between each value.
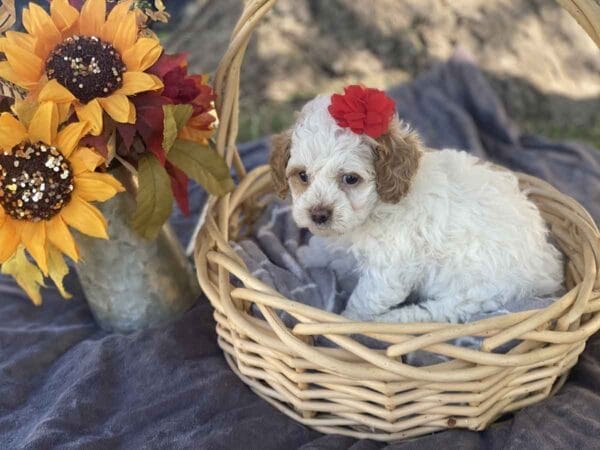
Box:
269;88;563;323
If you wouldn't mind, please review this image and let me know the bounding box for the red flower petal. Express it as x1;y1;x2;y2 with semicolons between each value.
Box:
365;111;382;125
163;67;200;104
148;53;189;79
329;85;396;138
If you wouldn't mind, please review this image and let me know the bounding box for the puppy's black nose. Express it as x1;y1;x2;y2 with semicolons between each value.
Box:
310;206;332;225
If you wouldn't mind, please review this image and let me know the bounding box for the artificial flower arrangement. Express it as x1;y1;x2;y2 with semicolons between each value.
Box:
0;0;233;304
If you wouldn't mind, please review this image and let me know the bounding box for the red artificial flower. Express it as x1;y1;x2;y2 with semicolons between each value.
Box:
147;53;216;143
328;85;396;139
114;52;217;215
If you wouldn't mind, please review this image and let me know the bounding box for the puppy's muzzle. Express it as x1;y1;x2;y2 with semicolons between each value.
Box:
310;205;333;225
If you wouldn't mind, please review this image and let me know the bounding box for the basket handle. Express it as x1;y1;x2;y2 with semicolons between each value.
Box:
212;0;600;182
212;0;276;181
557;0;600;48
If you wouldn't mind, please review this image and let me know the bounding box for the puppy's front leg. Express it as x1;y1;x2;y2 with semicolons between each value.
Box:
342;267;416;321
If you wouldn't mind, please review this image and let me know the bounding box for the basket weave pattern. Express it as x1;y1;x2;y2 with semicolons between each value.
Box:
194;0;600;441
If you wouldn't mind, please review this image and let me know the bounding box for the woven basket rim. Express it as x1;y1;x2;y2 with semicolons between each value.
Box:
195;164;600;372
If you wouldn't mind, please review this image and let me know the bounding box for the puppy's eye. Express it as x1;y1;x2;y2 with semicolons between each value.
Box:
342;173;361;185
298;171;309;183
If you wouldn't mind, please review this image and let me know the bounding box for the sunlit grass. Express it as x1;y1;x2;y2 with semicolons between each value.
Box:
523;120;600;150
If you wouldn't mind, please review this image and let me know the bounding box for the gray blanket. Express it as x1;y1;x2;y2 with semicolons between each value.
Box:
233;199;558;366
1;58;599;449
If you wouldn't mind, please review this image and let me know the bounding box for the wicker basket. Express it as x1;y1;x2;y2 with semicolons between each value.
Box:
194;0;600;441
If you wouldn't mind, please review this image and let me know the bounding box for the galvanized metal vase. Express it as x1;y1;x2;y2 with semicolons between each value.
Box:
75;167;200;333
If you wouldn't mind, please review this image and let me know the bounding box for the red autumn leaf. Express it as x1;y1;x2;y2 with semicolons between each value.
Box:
123;92;172;164
165;161;190;215
116;123;136;151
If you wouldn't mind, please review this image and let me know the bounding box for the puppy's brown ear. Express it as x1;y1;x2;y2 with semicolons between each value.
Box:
373;119;422;203
269;130;292;198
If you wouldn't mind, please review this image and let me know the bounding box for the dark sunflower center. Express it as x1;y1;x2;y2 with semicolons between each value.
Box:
0;143;74;222
45;35;126;104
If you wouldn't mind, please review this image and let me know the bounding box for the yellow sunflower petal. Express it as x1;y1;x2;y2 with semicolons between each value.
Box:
61;194;108;239
38;79;76;104
75;99;103;136
47;245;72;299
12;99;41;130
20;221;48;275
70;147;105;174
122;37;162;72
79;0;107;37
2;42;43;83
0;218;20;263
22;3;62;56
101;0;133;43
0;113;28;150
74;172;124;202
50;0;80;34
98;94;134;124
1;246;45;305
56;121;91;158
128;101;136;123
109;11;138;55
57;103;72;123
0;61;28;89
28;102;59;146
4;31;37;54
88;171;124;192
115;72;163;96
46;216;79;262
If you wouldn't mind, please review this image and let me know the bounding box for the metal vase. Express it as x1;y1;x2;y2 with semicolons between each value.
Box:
75;166;200;333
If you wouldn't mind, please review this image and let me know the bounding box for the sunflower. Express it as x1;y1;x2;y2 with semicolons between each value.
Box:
0;0;164;136
0;102;123;285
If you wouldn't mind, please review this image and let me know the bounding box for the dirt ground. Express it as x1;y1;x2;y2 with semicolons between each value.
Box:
166;0;600;146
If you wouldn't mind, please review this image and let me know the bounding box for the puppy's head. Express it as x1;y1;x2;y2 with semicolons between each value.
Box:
270;95;421;236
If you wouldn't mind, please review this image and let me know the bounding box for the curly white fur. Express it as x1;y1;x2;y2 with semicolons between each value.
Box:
282;96;564;323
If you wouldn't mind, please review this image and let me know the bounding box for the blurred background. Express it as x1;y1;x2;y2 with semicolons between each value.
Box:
15;0;600;146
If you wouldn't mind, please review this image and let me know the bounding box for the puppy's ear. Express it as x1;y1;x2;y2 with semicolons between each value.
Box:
269;130;292;198
373;119;422;203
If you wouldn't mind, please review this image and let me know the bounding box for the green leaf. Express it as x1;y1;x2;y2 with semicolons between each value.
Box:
1;246;45;305
132;154;174;240
167;139;235;196
162;104;194;154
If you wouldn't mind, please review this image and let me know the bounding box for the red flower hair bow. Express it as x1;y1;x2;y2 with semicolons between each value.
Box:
328;85;396;139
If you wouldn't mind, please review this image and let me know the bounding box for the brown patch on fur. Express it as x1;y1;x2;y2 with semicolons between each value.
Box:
287;166;309;195
373;119;423;203
269;130;292;198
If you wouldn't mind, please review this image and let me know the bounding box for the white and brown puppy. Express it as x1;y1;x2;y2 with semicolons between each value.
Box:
270;88;563;323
